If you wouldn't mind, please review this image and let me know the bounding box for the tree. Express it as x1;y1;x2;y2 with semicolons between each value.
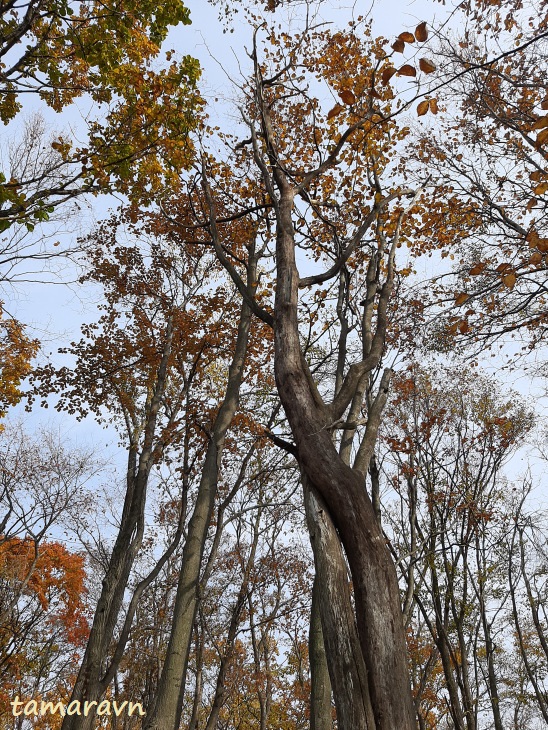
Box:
404;0;548;352
380;365;535;729
152;18;434;728
0;305;38;427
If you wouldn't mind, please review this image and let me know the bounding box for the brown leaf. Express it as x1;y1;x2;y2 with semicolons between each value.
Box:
339;89;356;105
392;38;405;53
531;115;548;130
371;88;382;99
536;128;548;147
458;320;470;334
398;32;416;43
469;262;486;275
455;292;469;306
542;97;548;110
429;98;439;114
496;262;512;272
381;67;397;85
502;271;516;289
415;21;428;42
417;100;429;116
327;103;344;120
419;58;436;74
529;251;542;265
533;182;548;195
398;64;417;78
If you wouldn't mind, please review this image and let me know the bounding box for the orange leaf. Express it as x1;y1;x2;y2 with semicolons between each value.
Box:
415;21;428;42
419;58;436;74
392;39;405;53
417;100;429;116
381;67;397;85
502;271;516;289
398;64;417;78
327;103;344;120
398;32;416;43
429;98;439;114
339;89;356;105
455;292;469;306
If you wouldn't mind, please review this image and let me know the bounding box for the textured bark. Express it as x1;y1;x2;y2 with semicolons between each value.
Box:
144;268;254;730
305;482;374;730
272;183;415;729
61;322;174;730
309;575;333;730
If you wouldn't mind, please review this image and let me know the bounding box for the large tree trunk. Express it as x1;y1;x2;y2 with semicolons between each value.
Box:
273;185;415;730
309;575;332;730
305;480;374;730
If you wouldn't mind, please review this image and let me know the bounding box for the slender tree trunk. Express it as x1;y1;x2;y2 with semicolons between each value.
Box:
144;267;255;730
61;322;174;730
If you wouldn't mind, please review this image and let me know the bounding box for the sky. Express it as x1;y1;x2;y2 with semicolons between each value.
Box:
4;0;547;497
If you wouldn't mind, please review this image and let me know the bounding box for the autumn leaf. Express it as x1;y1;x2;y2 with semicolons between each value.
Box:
542;96;548;110
339;89;356;105
419;58;436;74
381;67;397;85
502;271;516;289
469;262;486;275
455;292;469;306
415;22;428;41
398;32;416;43
392;39;405;53
458;320;470;334
536;128;548;147
429;98;439;114
417;100;430;116
529;251;542;265
531;116;548;130
327;103;344;120
533;182;548;195
398;64;417;78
